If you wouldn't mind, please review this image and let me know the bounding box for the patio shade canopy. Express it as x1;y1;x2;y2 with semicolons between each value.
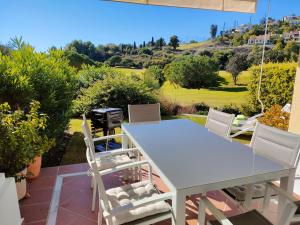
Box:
108;0;257;13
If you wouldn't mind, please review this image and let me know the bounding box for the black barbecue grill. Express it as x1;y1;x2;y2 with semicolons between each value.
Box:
90;108;123;137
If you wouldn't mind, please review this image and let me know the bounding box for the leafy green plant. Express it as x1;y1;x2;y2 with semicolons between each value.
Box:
163;56;221;89
248;62;297;111
0;45;77;140
217;104;241;115
0;101;54;180
73;75;157;117
77;64;121;88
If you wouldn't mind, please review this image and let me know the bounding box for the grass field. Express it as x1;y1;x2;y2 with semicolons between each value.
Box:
115;67;251;107
115;67;145;76
160;70;250;107
178;40;212;50
61;116;251;165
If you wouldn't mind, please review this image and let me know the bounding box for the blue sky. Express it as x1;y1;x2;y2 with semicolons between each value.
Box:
1;0;300;51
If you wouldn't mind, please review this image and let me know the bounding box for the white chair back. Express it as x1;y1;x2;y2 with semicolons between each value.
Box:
205;108;235;139
250;123;300;167
81;115;96;158
128;103;161;124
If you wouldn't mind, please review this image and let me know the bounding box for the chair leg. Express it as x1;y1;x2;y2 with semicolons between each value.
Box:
92;180;97;212
98;212;103;225
91;176;94;189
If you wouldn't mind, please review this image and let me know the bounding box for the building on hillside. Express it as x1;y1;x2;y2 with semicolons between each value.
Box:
235;24;253;33
283;15;300;25
282;31;300;43
248;34;271;45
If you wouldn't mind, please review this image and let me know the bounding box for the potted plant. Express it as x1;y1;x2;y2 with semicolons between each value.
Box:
0;101;53;199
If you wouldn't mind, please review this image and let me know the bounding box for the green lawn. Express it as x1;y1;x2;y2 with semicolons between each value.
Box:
160;81;248;107
160;70;250;107
61;116;251;165
114;67;251;107
115;67;145;76
178;41;212;50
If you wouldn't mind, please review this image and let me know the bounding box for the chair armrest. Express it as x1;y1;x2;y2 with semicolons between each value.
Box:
104;192;172;218
93;133;123;142
97;148;139;158
99;160;149;176
200;197;233;225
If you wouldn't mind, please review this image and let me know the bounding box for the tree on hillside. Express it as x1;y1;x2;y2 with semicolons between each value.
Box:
226;53;249;85
156;37;166;50
169;35;180;50
133;42;137;49
151;37;155;46
284;41;299;61
210;24;218;39
143;41;146;48
274;38;285;50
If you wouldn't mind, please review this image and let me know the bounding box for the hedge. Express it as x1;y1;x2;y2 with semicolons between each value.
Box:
248;62;297;111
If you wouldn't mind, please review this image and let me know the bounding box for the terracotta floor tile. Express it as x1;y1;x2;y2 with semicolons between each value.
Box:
20;202;49;223
20;187;53;206
26;220;46;225
27;176;56;191
39;166;58;177
60;188;98;220
23;164;283;225
56;207;97;225
58;163;87;175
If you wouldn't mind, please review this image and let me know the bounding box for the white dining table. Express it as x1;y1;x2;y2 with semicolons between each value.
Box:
121;119;295;225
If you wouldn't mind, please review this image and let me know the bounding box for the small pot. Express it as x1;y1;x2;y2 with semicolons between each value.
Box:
15;168;27;200
27;156;42;180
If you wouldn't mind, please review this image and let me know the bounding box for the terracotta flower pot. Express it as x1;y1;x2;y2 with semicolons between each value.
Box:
27;156;42;180
15;168;27;200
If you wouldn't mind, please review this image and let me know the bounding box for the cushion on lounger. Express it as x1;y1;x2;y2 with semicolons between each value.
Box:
95;154;132;170
106;180;170;225
210;210;273;225
224;183;276;201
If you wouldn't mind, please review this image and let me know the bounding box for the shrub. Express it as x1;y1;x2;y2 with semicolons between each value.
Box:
163;56;220;89
143;66;165;89
64;50;96;69
0;101;54;179
73;75;158;117
193;102;210;114
78;64;121;88
217;104;241;115
159;97;180;116
105;55;122;66
0;46;77;140
258;105;290;130
248;62;297;111
177;105;197;115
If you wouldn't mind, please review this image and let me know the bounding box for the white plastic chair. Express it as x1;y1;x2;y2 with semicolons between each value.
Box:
128;103;161;124
205;108;235;140
199;182;297;225
86;149;173;225
82;115;139;211
224;123;300;210
230;113;264;138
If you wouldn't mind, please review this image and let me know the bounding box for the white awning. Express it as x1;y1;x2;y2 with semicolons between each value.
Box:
107;0;257;13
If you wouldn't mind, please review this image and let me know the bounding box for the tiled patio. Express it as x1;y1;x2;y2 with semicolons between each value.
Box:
19;163;284;225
